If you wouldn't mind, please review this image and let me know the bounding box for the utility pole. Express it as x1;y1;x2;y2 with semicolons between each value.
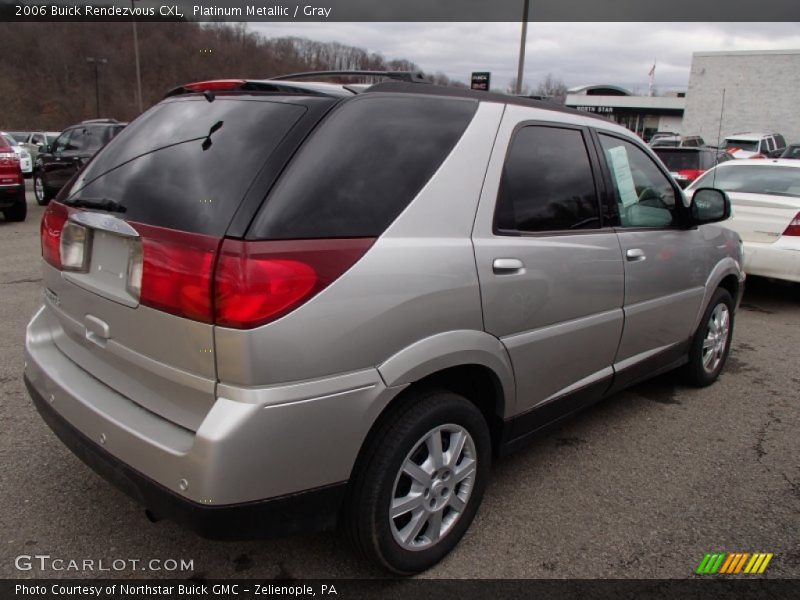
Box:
86;57;108;118
515;0;530;95
132;0;143;113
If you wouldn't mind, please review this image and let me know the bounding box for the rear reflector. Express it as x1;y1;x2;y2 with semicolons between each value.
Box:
783;212;800;237
215;238;375;329
183;79;246;92
41;201;69;269
133;223;221;323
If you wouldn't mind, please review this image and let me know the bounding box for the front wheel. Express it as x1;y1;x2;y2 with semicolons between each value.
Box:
345;389;491;574
682;288;734;386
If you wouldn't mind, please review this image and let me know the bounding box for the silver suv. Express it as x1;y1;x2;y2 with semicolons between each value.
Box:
25;74;744;574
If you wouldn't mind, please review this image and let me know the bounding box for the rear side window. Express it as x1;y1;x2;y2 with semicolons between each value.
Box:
84;125;115;152
495;125;600;232
248;95;477;239
67;97;308;236
65;128;86;151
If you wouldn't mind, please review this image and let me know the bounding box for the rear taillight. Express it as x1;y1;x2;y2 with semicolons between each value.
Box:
133;223;220;323
750;154;766;160
783;213;800;237
41;201;69;269
42;207;374;328
677;169;705;182
214;238;374;329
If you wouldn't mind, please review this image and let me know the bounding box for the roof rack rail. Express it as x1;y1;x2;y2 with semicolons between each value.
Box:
271;70;428;83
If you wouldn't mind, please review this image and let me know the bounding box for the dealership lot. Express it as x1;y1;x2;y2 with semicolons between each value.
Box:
1;187;798;579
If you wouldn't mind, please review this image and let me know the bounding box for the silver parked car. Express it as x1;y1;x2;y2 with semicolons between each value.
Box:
25;73;744;574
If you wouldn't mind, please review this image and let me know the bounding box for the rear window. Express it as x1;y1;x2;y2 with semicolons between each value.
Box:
7;132;27;143
724;139;759;152
651;140;679;148
248;95;478;239
654;150;701;171
67;97;308;236
694;165;800;198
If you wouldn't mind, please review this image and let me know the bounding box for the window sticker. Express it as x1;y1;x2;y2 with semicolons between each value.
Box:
606;146;639;208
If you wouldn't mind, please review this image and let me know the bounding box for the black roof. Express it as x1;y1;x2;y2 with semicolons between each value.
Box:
364;81;606;121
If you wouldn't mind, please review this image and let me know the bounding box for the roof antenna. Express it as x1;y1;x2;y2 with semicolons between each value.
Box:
203;89;215;103
713;88;726;188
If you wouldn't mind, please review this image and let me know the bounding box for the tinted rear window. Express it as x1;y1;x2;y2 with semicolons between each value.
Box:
248;95;478;239
67;97;308;236
654;150;702;171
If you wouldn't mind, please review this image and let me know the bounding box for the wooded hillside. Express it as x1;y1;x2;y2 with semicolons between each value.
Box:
1;22;463;130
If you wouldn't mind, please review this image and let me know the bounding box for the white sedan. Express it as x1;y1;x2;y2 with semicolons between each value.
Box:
687;159;800;283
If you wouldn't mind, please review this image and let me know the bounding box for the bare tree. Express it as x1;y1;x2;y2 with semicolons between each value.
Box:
0;22;464;129
534;73;568;104
506;77;530;96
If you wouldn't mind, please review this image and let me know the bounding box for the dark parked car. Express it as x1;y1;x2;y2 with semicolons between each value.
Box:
0;133;26;221
33;119;126;205
653;146;733;188
780;143;800;159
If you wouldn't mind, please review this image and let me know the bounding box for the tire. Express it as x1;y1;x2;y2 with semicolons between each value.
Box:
34;172;53;206
3;194;27;222
345;389;491;574
682;288;734;387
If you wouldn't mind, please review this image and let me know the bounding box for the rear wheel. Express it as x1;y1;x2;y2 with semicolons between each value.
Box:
34;172;52;206
682;288;734;386
3;193;27;222
346;389;491;574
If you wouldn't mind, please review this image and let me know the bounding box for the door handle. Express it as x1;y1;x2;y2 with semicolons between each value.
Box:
492;258;524;274
626;248;646;262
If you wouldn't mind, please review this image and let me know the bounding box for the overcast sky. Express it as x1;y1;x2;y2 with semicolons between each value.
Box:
249;22;800;93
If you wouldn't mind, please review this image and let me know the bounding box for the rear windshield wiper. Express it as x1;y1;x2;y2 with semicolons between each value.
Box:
62;198;127;213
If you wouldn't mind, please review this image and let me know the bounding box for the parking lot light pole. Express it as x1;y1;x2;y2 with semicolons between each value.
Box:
515;0;530;95
132;0;143;113
86;57;108;118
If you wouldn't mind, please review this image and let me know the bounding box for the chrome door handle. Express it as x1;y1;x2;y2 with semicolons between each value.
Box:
492;258;524;274
626;248;646;262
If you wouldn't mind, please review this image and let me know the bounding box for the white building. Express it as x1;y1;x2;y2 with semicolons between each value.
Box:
681;49;800;145
565;85;685;141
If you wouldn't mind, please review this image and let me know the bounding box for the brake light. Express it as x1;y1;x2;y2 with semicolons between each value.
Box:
41;201;69;269
214;238;375;329
183;79;246;92
133;223;220;323
783;213;800;237
677;169;705;182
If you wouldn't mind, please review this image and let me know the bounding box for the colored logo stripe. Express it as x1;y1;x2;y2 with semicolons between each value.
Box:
697;552;773;575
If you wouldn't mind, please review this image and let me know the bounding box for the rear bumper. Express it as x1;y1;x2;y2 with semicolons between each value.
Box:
27;375;346;540
743;239;800;283
0;183;24;207
25;304;398;535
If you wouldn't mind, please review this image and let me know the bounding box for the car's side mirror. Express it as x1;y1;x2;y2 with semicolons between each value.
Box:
38;144;48;153
690;188;730;225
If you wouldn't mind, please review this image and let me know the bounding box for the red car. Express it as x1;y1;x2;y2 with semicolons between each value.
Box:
0;133;26;221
